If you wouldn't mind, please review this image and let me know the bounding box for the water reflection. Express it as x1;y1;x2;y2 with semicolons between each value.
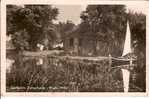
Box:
6;53;109;92
36;58;43;65
6;52;144;92
6;58;15;73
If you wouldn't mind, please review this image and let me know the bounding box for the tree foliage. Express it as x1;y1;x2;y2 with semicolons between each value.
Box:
56;20;75;39
128;12;146;61
11;29;30;50
80;5;127;56
128;12;146;90
80;5;146;57
80;5;146;90
7;5;59;51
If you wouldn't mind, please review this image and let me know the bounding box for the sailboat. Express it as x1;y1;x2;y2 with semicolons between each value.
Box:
122;21;132;57
121;21;132;92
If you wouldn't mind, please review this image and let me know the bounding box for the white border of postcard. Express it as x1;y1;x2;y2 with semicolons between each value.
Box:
1;0;149;96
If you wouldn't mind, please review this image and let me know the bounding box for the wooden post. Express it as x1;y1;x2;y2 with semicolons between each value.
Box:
108;54;112;89
130;57;133;70
108;54;112;69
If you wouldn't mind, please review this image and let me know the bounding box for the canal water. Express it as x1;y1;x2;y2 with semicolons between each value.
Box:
6;51;144;92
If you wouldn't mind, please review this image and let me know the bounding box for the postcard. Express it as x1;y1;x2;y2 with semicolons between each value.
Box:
1;0;149;96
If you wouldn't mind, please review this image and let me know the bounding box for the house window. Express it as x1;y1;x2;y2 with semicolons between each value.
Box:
70;38;74;46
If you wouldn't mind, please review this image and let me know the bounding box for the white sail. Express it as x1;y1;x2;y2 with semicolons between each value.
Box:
122;68;130;92
121;22;131;92
122;21;131;56
121;21;132;92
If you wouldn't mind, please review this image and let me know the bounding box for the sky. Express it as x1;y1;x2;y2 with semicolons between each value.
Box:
53;5;86;25
53;5;147;25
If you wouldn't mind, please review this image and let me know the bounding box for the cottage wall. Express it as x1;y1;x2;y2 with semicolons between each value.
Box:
63;37;78;54
79;38;95;56
64;34;111;56
63;38;71;52
74;38;79;54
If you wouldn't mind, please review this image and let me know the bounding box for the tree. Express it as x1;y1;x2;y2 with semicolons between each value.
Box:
56;20;75;39
11;29;30;50
80;5;127;56
7;5;59;51
128;12;146;68
80;5;146;91
128;12;146;91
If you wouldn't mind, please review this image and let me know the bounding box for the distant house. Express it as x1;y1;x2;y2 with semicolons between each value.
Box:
63;28;111;56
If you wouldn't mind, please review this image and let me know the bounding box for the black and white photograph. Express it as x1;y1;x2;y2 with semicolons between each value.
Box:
1;0;149;96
